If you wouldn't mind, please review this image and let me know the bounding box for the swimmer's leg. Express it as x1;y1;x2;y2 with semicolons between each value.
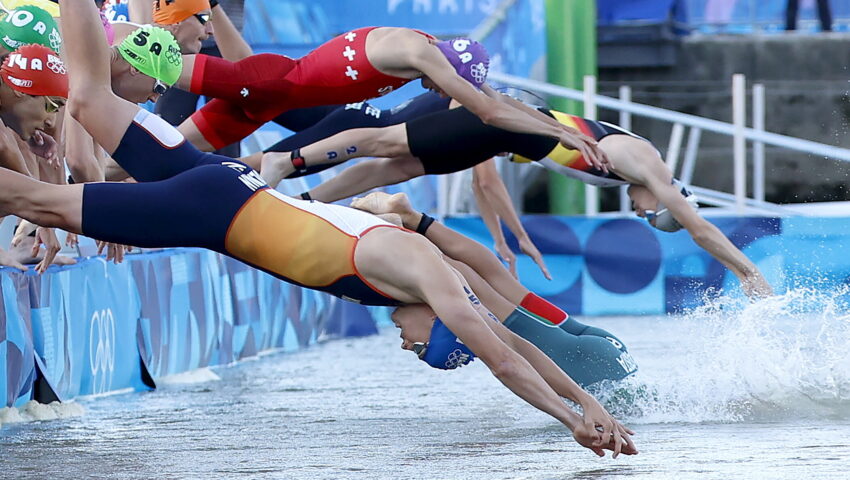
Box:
559;317;629;352
0;169;83;234
306;156;425;203
503;309;637;386
80;166;240;250
260;124;412;188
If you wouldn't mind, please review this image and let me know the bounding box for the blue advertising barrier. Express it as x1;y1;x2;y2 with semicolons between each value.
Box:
445;214;850;315
5;214;850;407
1;249;379;408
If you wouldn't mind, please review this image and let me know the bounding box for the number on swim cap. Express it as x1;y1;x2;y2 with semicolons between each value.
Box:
8;53;44;71
133;30;149;46
6;10;32;27
452;38;471;52
132;31;164;55
5;10;48;36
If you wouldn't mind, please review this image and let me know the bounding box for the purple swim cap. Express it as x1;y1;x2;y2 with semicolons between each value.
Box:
435;38;490;88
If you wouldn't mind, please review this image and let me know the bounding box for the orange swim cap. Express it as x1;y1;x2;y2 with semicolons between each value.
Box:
152;0;210;25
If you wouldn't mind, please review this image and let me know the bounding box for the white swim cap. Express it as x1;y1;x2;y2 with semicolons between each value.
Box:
647;180;699;232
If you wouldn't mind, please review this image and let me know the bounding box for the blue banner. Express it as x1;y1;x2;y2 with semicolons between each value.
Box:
1;249;379;407
445;214;850;315
7;214;850;407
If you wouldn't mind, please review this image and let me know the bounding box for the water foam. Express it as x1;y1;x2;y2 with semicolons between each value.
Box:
595;287;850;424
158;367;221;385
0;400;85;427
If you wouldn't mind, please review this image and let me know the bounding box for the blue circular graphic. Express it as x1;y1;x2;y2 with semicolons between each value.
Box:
585;220;662;294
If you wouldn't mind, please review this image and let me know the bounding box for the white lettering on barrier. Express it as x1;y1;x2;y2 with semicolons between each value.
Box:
387;0;497;15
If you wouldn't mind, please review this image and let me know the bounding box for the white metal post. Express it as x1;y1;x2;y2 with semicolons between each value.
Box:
681;127;703;186
437;175;449;218
753;83;766;203
732;74;747;212
666;123;685;174
618;85;632;130
619;85;631;212
583;75;599;215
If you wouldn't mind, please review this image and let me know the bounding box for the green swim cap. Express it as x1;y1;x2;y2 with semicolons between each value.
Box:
0;5;62;53
118;26;182;86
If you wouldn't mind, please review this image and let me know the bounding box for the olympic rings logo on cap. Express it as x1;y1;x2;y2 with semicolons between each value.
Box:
46;54;65;74
445;348;471;369
470;62;488;85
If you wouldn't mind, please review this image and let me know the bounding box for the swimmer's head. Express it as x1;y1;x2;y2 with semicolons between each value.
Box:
153;0;213;54
628;180;699;232
391;305;475;370
0;44;68;140
435;38;489;89
116;26;182;102
0;5;62;53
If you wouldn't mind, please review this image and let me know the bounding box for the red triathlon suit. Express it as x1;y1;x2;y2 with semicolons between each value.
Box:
189;26;435;149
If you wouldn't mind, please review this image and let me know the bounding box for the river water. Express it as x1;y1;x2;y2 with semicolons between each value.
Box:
2;288;849;479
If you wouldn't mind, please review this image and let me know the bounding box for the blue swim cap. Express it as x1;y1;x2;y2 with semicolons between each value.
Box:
415;317;475;370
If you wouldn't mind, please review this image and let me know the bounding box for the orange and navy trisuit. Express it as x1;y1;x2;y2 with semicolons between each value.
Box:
81;110;402;306
189;27;435;150
404;105;632;185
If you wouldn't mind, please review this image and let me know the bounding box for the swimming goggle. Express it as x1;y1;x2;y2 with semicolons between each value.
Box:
645;180;698;232
153;78;168;95
412;342;428;359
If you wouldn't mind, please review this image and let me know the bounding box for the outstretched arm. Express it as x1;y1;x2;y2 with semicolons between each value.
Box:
472;160;515;275
64;111;105;182
419;260;632;458
407;41;605;168
610;137;773;299
60;0;143;154
486;317;636;456
127;0;153;24
472;160;551;280
210;4;252;61
648;174;772;298
480;86;608;173
304;156;424;203
360;237;616;454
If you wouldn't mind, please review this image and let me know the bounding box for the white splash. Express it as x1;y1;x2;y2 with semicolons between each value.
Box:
0;400;85;427
158;367;221;385
595;287;850;424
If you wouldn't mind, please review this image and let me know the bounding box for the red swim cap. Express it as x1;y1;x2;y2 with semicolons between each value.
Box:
1;44;68;98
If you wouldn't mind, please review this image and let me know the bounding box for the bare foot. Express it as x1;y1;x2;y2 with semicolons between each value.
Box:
259;151;293;188
0;247;27;271
8;235;76;267
350;192;417;225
